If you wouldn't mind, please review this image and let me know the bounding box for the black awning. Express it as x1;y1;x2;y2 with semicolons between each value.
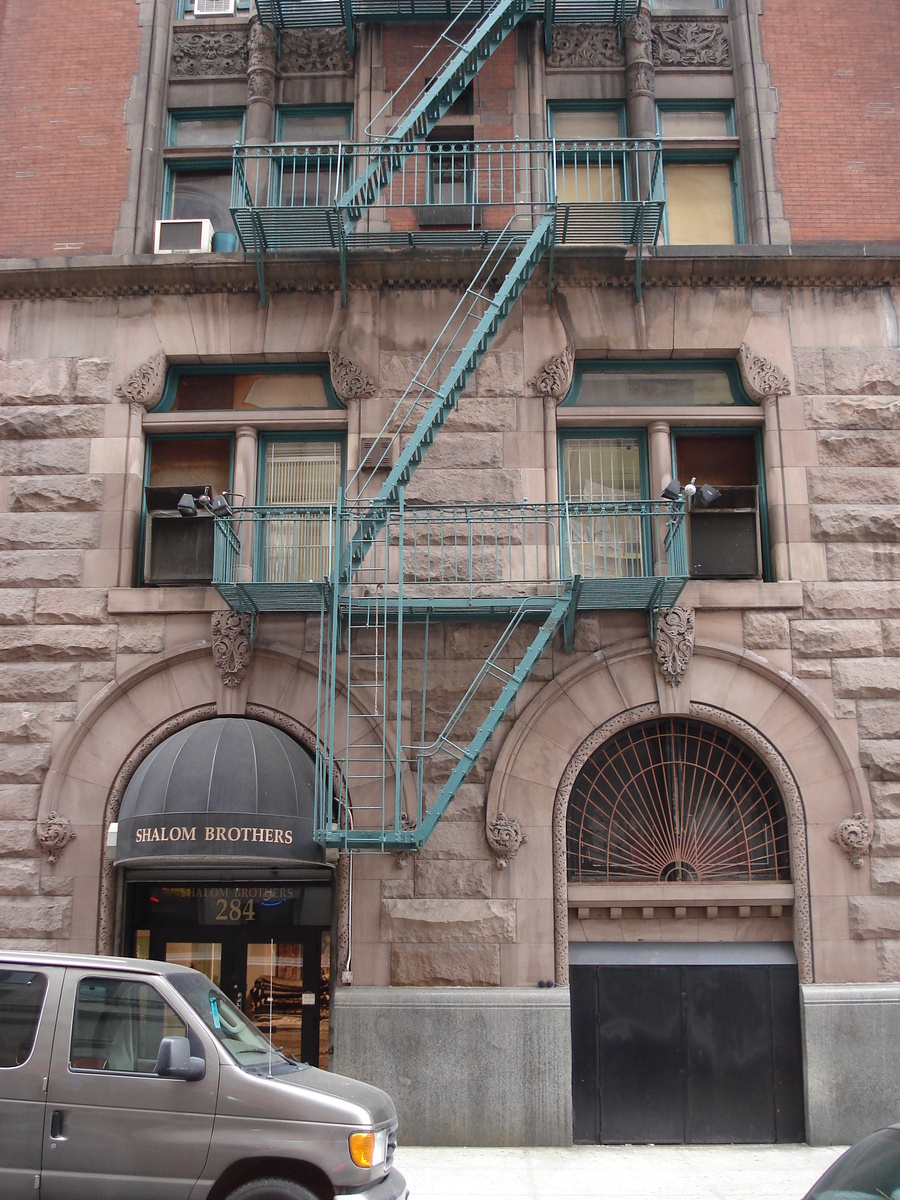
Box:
115;718;324;867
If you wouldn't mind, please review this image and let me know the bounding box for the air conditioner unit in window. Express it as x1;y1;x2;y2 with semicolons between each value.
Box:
144;487;215;585
154;218;214;254
687;485;762;580
193;0;236;15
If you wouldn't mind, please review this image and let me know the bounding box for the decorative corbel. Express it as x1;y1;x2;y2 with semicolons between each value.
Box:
653;606;695;687
487;812;528;870
114;351;167;410
738;343;791;402
529;342;575;403
831;813;873;868
328;346;377;406
37;811;77;865
212;611;253;687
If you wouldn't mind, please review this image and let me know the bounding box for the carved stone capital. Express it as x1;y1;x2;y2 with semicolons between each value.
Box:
547;24;623;69
212;611;252;687
328;347;376;404
277;27;353;75
530;342;575;402
171;27;248;79
738;343;791;401
115;351;167;410
654;606;695;687
652;19;731;68
831;814;873;868
487;812;528;870
625;9;652;46
37;811;77;865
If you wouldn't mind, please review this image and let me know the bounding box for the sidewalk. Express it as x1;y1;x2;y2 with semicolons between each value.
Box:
393;1143;847;1200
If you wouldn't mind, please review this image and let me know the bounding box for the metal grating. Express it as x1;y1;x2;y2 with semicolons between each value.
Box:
567;717;791;883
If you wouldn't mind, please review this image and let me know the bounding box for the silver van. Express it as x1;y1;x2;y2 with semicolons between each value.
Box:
0;951;408;1200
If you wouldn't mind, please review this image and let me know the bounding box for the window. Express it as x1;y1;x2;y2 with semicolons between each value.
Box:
70;977;185;1073
163;111;244;233
275;108;352;208
427;131;474;206
657;105;742;245
258;437;343;583
168;110;244;149
156;367;338;413
649;0;723;9
550;106;627;205
560;433;647;578
176;0;250;16
0;970;47;1068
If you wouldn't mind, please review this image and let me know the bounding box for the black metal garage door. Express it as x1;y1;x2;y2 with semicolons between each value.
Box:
570;945;804;1144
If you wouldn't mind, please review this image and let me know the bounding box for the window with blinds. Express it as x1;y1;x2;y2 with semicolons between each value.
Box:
262;441;341;583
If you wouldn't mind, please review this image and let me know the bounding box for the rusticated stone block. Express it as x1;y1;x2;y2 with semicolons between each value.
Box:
0;591;36;625
0;743;50;784
817;433;900;469
0;359;69;404
443;396;517;433
806;396;900;429
390;943;500;986
823;348;900;396
850;896;900;940
0;514;101;551
743;611;791;650
8;475;104;513
876;941;900;980
0;822;39;856
833;660;900;699
475;352;524;397
0;785;41;820
40;874;75;896
806;583;900;620
871;782;900;820
811;506;900;544
883;622;900;656
808;469;900;506
116;617;166;654
793;349;825;396
406;468;522;505
0;626;116;662
412;433;503;470
381;879;415;900
0;406;105;440
419;821;488;861
794;658;832;678
872;820;900;854
0;552;82;587
0;664;80;702
859;702;900;740
791;620;882;658
34;589;108;625
0;439;91;476
414;859;492;900
871;859;900;894
381;898;516;943
0;897;71;938
0;860;40;896
0;704;57;743
420;782;484;823
827;545;900;580
73;359;112;402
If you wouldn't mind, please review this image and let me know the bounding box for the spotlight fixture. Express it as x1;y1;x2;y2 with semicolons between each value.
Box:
177;493;198;517
210;493;232;517
696;483;722;508
682;477;697;505
661;479;682;502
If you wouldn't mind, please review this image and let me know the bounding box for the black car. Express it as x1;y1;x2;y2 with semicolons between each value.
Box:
802;1126;900;1200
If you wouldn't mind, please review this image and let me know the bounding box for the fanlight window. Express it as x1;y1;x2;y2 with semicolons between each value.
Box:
567;717;791;883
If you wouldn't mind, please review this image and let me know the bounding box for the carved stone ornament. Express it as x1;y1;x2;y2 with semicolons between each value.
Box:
738;343;792;401
530;342;575;402
171;28;249;79
547;24;623;69
654;606;695;687
487;812;528;870
212;611;252;687
831;813;873;869
652;20;731;69
328;347;376;404
114;351;167;410
37;811;77;865
278;27;353;76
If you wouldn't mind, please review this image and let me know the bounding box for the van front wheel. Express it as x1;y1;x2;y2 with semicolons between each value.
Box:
227;1180;317;1200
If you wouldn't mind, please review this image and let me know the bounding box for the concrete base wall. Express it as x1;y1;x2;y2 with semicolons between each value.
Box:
332;987;573;1146
801;984;900;1145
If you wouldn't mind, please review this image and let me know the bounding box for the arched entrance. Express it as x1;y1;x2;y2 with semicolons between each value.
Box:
114;717;334;1068
566;713;803;1145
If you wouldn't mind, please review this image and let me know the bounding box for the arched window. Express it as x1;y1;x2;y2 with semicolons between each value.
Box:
567;717;790;883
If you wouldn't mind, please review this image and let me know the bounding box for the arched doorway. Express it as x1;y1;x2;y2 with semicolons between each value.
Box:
566;715;804;1145
115;717;334;1068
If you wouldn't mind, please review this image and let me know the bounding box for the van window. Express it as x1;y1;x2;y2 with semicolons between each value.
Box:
71;977;186;1073
0;970;48;1067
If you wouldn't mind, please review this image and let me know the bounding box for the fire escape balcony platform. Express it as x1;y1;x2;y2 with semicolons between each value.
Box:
255;0;641;31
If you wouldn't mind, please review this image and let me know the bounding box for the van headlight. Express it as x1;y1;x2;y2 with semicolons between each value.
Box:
349;1129;388;1169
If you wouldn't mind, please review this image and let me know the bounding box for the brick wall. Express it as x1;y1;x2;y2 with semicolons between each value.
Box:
0;0;141;258
760;0;900;243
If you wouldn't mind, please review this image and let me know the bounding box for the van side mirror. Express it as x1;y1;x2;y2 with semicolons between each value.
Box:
155;1036;206;1082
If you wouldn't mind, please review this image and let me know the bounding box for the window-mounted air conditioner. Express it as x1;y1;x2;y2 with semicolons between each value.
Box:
154;218;214;254
688;485;762;580
193;0;236;15
143;486;215;585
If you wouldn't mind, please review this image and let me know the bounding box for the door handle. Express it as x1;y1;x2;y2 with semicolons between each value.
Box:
50;1110;64;1140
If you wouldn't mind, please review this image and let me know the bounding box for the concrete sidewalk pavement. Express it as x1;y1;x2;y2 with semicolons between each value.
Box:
393;1143;848;1200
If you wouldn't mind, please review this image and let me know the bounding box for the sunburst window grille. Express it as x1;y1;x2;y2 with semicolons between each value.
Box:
567;717;791;883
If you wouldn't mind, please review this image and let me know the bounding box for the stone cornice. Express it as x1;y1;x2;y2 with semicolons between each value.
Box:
0;245;898;301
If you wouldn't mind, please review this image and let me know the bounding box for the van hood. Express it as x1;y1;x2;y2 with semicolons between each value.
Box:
224;1062;398;1127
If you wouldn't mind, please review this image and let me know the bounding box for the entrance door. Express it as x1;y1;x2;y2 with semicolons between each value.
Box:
130;882;331;1068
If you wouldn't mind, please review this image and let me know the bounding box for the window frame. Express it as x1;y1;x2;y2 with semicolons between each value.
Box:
175;0;251;18
656;102;744;246
166;108;245;151
561;359;756;410
153;364;343;414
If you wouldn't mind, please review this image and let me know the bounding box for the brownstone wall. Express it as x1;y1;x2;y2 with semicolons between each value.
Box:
759;0;900;243
0;0;141;258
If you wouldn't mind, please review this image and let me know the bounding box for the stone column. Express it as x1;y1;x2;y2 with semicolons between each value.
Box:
624;9;656;199
648;420;671;575
233;425;259;583
245;19;277;206
762;394;791;581
345;398;362;497
543;394;559;507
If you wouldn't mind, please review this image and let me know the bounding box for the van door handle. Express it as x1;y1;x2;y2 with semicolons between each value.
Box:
50;1110;64;1140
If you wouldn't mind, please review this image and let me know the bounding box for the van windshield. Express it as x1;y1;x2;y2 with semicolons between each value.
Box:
169;971;306;1076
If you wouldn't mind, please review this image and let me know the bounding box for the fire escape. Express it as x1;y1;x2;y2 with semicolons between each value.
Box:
214;0;687;852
